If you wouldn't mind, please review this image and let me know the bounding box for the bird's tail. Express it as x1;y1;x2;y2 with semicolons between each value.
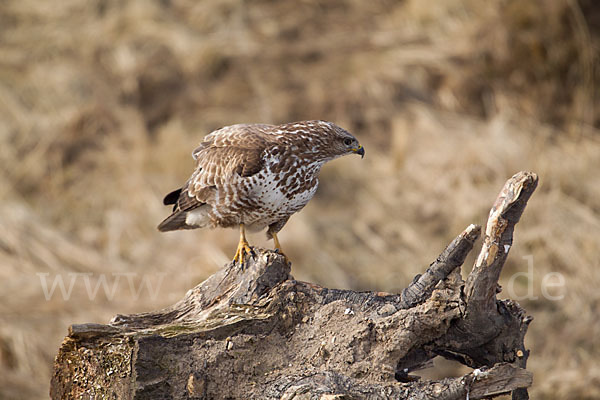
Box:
157;212;191;232
157;206;211;232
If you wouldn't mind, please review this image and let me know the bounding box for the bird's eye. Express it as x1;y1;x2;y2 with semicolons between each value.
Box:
343;138;353;146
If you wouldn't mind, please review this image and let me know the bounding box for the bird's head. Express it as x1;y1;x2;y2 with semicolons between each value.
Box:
314;121;365;161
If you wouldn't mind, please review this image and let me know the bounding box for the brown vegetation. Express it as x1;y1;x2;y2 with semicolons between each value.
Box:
1;0;599;398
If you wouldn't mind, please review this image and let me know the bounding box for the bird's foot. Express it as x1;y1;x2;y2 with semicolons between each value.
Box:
271;232;290;265
233;240;255;267
274;247;290;265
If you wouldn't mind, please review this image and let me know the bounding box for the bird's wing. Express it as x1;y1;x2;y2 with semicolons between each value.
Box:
185;124;272;205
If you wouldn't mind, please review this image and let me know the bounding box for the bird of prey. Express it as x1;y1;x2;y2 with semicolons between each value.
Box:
158;120;364;265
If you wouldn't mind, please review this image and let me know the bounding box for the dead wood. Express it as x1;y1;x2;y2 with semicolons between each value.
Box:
51;171;538;399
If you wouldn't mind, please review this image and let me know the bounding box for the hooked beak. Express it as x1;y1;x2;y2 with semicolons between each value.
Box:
353;144;365;158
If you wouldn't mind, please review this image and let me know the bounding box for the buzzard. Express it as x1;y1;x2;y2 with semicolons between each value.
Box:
158;120;364;264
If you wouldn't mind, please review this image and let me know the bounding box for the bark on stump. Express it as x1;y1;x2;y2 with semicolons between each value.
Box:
51;171;538;399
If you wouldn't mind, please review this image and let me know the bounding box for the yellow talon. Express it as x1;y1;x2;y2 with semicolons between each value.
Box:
233;223;254;265
233;241;254;265
271;232;290;264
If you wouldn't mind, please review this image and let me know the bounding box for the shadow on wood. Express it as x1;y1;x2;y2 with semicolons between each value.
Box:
51;171;538;399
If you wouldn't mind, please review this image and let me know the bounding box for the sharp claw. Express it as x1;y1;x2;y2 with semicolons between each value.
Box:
275;249;290;265
233;223;253;268
233;242;254;267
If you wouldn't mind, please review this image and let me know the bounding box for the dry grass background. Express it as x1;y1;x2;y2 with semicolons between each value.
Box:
1;0;599;398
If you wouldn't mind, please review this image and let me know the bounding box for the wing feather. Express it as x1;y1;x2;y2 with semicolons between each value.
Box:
188;124;271;199
159;124;273;231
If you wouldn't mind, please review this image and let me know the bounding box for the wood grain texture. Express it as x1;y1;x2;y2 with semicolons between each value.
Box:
52;171;538;399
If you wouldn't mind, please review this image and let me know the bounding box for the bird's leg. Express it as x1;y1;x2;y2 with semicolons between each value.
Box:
271;232;290;264
272;231;282;251
233;223;254;266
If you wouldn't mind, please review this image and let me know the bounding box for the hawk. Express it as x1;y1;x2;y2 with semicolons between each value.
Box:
158;120;364;264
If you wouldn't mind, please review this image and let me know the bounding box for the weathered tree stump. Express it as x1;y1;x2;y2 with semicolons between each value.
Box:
51;171;538;399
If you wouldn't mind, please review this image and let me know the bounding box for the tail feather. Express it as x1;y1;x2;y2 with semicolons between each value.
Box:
157;205;211;232
157;211;191;232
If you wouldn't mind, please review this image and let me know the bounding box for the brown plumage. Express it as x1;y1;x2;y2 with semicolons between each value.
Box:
158;120;364;264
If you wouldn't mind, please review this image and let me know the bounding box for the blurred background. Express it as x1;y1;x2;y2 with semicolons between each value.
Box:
1;0;599;398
